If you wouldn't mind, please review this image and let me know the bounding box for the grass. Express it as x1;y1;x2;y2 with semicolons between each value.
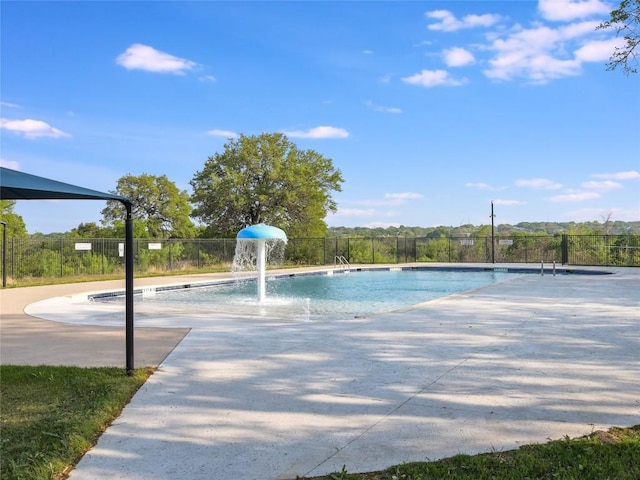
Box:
2;265;234;288
0;365;152;480
3;262;309;288
300;425;640;480
1;365;638;480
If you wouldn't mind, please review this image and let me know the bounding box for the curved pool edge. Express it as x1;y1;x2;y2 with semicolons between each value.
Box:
20;263;617;328
86;263;613;301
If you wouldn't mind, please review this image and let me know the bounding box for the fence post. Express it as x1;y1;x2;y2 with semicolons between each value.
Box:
561;235;568;265
11;238;15;280
60;238;64;277
1;222;6;288
372;238;375;264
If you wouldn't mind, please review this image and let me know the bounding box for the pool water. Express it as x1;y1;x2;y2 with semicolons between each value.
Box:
112;269;514;321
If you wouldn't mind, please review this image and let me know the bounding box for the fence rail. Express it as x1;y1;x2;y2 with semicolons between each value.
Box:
1;234;638;283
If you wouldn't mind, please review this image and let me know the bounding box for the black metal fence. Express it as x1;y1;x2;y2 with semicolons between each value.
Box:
1;234;638;282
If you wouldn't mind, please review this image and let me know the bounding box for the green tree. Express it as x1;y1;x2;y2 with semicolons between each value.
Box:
101;174;195;238
0;200;27;237
190;133;344;238
70;222;116;238
597;0;639;74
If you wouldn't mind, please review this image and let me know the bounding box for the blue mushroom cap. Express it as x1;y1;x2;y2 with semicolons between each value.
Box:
237;224;287;240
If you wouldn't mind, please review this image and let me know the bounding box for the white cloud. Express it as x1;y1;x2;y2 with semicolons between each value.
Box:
356;192;422;207
465;182;492;190
116;44;197;74
364;100;402;114
199;75;217;83
582;180;623;191
402;69;467;87
549;191;601;202
426;10;502;32
538;0;611;22
485;25;577;82
378;106;402;114
379;74;392;83
493;199;524;206
384;192;422;205
206;129;239;138
443;47;475;67
1;101;21;108
575;38;625;62
0;158;20;169
591;170;640;180
422;3;616;85
385;192;423;201
0;118;70;139
334;208;376;217
515;178;562;189
363;49;374;55
482;20;612;83
283;126;349;139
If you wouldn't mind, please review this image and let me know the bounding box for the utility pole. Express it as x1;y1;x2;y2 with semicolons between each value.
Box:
490;201;495;264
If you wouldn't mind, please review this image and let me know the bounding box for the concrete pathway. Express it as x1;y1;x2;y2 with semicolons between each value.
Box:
1;275;214;367
2;266;638;479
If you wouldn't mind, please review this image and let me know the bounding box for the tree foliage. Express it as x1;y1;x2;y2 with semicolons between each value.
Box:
0;200;27;237
101;174;195;238
598;0;640;74
328;221;640;237
190;133;343;238
70;222;114;238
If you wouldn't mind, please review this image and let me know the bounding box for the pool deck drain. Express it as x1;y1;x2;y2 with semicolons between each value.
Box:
1;264;638;479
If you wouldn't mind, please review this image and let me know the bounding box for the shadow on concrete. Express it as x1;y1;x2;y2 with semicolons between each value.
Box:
67;272;639;479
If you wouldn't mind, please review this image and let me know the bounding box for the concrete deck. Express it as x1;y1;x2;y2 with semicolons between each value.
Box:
1;265;638;479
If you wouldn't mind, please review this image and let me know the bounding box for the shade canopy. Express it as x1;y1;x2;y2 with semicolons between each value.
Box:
237;223;287;240
0;167;129;204
0;167;136;374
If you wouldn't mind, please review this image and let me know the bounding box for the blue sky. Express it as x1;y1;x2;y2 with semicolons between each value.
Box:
1;0;639;234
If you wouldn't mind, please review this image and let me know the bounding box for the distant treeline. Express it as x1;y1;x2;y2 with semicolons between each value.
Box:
327;221;640;238
22;220;640;240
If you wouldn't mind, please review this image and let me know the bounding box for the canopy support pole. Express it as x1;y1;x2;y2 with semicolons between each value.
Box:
123;201;135;375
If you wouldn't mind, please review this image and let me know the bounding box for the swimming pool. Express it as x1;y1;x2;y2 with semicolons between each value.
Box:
97;268;515;321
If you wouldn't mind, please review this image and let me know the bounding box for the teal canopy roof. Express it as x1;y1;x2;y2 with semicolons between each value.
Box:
0;167;130;204
0;166;135;373
237;224;287;240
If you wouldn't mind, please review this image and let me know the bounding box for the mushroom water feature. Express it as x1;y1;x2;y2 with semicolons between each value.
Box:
232;224;288;302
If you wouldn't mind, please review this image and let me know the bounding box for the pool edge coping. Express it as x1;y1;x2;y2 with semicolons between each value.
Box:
86;264;612;302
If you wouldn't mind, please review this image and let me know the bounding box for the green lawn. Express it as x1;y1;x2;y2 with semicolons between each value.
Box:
1;365;638;480
303;426;640;480
0;365;151;480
